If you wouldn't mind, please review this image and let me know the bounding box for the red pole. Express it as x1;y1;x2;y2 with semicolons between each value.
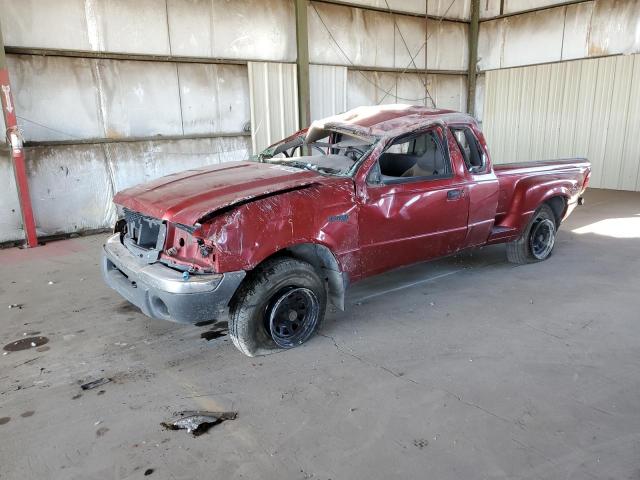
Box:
0;28;38;247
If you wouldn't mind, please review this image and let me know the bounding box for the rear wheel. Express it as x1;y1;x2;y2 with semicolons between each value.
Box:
506;204;557;264
229;257;326;356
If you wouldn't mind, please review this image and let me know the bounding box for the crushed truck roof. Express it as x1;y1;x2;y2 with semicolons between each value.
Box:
306;104;474;142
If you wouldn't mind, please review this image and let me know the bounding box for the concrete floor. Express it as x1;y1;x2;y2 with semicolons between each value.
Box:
1;188;639;480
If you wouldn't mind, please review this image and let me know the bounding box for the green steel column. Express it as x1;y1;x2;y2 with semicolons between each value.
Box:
295;0;311;129
467;0;480;116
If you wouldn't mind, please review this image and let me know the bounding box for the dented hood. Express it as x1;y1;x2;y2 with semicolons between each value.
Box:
113;161;320;225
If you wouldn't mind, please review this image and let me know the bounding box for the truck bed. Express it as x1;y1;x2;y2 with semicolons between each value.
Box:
494;158;590;176
485;158;591;243
494;158;590;216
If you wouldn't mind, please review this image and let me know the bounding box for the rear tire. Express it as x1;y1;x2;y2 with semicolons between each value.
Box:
229;257;327;357
506;204;557;264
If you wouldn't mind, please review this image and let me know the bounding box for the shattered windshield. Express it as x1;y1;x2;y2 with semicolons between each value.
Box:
254;130;376;176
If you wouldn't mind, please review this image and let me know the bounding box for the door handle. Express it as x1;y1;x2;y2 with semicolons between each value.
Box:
447;189;464;200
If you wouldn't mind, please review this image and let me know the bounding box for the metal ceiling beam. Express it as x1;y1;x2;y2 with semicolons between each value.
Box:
0;25;38;247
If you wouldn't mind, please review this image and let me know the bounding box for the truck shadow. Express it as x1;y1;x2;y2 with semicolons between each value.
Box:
321;223;639;339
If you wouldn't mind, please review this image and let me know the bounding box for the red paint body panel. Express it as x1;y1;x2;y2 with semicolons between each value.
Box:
113;107;591;283
113;161;321;225
490;159;591;242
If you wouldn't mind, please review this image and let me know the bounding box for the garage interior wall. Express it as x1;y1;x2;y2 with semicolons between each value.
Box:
0;0;469;243
477;0;640;191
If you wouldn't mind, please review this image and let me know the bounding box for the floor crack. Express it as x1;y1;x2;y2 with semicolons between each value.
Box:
442;388;512;424
317;332;419;385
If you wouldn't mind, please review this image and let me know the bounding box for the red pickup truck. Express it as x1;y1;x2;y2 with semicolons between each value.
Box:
103;105;590;356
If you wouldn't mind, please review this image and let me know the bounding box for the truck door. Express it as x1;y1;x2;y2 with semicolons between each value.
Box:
449;125;499;248
357;126;469;277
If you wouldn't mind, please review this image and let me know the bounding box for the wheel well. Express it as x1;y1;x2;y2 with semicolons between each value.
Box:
545;196;566;227
256;243;348;311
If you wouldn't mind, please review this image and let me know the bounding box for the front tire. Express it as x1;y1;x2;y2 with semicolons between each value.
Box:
229;257;327;357
506;204;557;264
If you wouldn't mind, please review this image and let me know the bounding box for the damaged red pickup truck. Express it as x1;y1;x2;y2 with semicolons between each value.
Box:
103;105;590;356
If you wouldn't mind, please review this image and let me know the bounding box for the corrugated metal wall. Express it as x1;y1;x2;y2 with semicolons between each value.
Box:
248;62;299;154
310;64;348;122
347;70;466;110
483;54;640;191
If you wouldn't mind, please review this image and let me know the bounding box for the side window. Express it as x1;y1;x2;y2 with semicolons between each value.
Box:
451;127;486;173
371;129;451;184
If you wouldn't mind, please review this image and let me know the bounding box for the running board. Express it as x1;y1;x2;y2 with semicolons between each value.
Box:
487;225;519;244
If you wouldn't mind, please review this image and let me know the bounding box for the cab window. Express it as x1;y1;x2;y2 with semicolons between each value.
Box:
368;128;451;184
450;127;486;173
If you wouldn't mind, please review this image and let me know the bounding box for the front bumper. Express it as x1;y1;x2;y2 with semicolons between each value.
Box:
102;233;245;324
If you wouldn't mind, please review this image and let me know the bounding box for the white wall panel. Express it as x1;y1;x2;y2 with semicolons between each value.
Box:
310;64;348;121
479;0;501;19
167;0;296;62
336;0;471;20
347;70;466;112
620;59;640;191
335;0;426;15
6;55;250;142
309;1;468;71
426;17;469;71
0;110;5;144
178;63;250;135
474;73;485;123
504;0;568;14
0;0;295;62
479;0;640;70
428;0;471;21
477;18;504;71
104;136;252;194
589;0;640;56
27;143;115;235
502;8;564;68
562;2;594;60
97;59;183;138
602;56;634;190
0;151;24;243
0;0;91;51
483;55;640;191
8;55;104;141
15;136;251;239
248;62;299;154
84;0;171;54
0;0;170;55
481;0;593;18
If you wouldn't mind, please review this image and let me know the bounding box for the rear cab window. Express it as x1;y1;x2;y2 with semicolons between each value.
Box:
450;126;487;174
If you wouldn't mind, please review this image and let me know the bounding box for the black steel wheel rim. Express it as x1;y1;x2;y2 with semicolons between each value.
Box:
530;218;555;259
268;287;319;348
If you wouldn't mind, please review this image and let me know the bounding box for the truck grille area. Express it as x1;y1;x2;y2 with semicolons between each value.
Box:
125;209;161;248
123;208;166;263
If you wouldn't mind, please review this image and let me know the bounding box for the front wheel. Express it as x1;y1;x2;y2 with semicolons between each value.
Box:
506;204;557;264
229;257;327;357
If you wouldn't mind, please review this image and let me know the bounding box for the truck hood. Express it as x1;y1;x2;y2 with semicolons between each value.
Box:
113;161;321;226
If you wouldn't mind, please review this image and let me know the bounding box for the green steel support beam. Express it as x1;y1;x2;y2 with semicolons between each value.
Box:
467;0;480;116
295;0;311;129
